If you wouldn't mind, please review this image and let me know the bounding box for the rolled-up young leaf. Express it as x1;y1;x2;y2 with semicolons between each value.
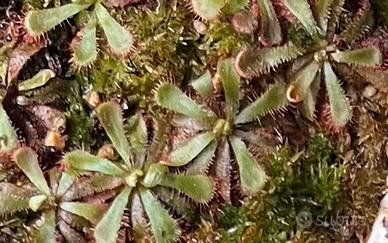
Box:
29;194;47;212
288;60;320;102
142;164;168;188
314;0;333;32
300;71;321;121
257;0;282;44
127;113;147;153
56;172;76;197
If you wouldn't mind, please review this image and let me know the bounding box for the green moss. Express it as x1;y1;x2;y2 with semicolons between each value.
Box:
86;3;202;108
64;79;93;147
201;21;249;61
195;135;345;242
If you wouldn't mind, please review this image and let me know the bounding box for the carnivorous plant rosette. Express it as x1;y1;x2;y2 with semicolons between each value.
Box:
235;0;383;127
24;0;133;67
0;147;106;241
64;101;214;243
155;58;288;200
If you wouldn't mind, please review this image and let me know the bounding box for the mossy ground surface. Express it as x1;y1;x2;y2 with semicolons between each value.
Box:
1;0;388;242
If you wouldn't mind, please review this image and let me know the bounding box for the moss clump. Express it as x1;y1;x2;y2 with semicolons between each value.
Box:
63;79;93;148
201;20;249;66
86;3;202;108
192;135;345;242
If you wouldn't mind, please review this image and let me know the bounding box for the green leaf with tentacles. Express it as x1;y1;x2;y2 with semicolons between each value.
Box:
284;0;321;36
236;83;288;124
14;148;51;196
95;187;131;243
60;202;106;224
0;105;18;152
235;42;303;78
289;60;320;100
167;132;215;167
191;0;226;20
218;58;240;120
314;0;333;32
326;0;345;37
0;183;30;215
257;0;282;45
18;69;55;91
230;136;266;194
140;189;180;243
186;141;217;174
95;3;133;55
25;3;91;36
34;210;56;243
324;62;352;126
160;174;214;203
156;83;217;125
330;48;383;67
96;101;132;167
71;21;98;67
339;3;374;44
63;175;123;201
64;150;126;177
190;70;213;98
222;0;250;15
